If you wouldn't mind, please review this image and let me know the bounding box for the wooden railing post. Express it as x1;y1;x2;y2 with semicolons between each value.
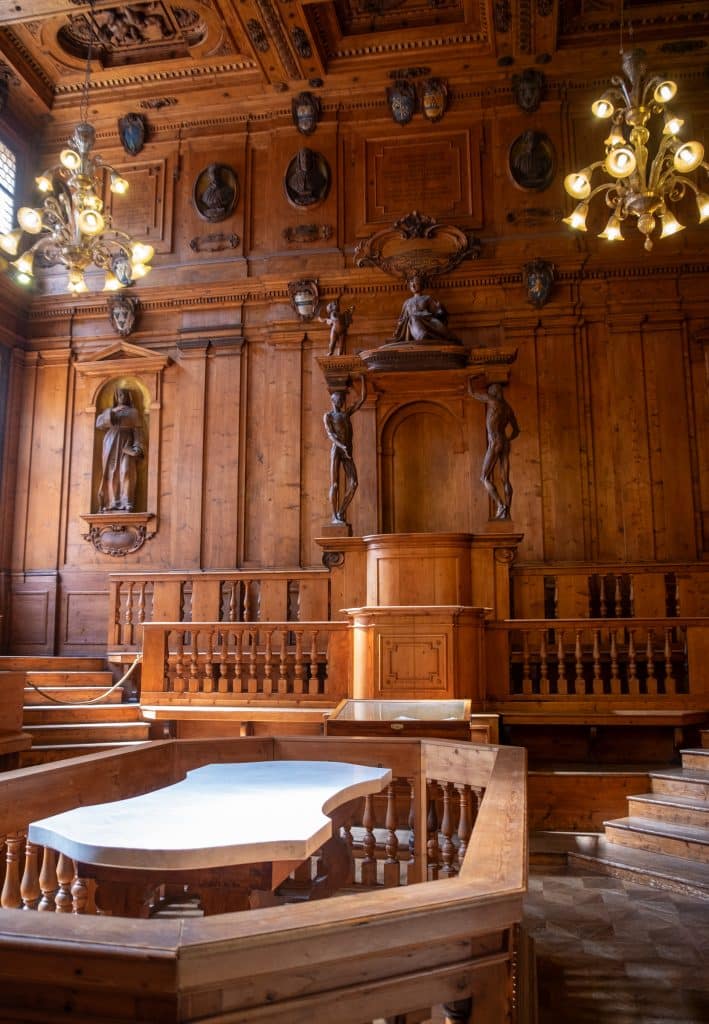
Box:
141;624;170;698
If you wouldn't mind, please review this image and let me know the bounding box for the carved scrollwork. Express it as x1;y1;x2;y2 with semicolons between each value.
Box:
282;223;332;244
81;513;156;557
322;551;345;569
190;232;240;252
494;547;517;564
354;212;481;283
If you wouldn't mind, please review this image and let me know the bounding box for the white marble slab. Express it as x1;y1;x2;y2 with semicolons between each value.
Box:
29;760;391;871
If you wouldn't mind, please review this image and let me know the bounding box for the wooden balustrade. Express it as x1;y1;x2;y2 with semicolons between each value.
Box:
485;617;709;707
108;570;332;651
0;737;526;1022
140;621;350;705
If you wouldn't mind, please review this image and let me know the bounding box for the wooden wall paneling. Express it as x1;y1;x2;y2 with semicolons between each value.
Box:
104;149;174;256
171;341;208;569
9;572;57;653
201;338;244;569
57;569;110;653
535;318;588;561
642;318;698;561
243;330;303;567
688;328;709;558
10;351;39;573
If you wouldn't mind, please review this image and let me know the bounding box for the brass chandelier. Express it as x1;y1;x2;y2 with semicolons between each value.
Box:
563;48;708;251
0;2;153;293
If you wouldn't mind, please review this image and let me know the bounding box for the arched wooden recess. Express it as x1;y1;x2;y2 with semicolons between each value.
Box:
380;400;469;534
74;341;171;557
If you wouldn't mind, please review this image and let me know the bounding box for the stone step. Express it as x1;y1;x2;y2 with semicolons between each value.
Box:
23;704;145;725
680;747;709;772
20;741;152;767
603;815;709;863
23;686;122;706
627;792;709;829
26;671;115;687
568;834;709;899
650;767;709;800
25;722;151;744
0;657;106;672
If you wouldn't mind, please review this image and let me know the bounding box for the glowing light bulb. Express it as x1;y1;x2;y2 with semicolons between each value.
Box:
60;148;81;171
605;147;636;178
662;112;684;136
110;173;129;195
598;215;624;241
78;209;105;236
17;207;43;234
130;262;151;279
653;80;677;104
591;97;614;118
103;272;122;292
659;209;685;238
563;170;592;199
35;174;53;193
673;141;704;173
696;192;709;224
562;202;589;232
131;242;154;264
0;229;22;256
12;252;34;276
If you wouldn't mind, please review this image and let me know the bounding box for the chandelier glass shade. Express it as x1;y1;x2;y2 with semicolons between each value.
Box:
0;121;153;293
563;49;708;251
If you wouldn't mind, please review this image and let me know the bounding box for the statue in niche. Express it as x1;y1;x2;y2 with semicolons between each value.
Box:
285;148;330;206
319;298;354;356
324;378;367;525
96;388;145;513
393;274;460;344
470;382;520;520
194;163;238;223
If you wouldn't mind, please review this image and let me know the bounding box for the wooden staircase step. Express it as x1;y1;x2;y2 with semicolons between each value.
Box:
627;792;709;829
23;704;145;725
680;747;709;772
20;741;152;767
23;686;122;706
568;835;709;899
0;657;106;672
25;722;151;744
25;671;115;687
603;816;709;863
701;730;709;750
650;767;709;800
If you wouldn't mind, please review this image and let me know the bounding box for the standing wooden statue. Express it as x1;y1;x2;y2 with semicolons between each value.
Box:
96;388;144;513
324;377;366;525
319;298;354;355
471;382;520;520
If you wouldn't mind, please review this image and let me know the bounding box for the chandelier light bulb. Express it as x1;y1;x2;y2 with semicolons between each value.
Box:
598;215;624;241
14;271;33;286
102;271;123;292
673;141;704;173
17;207;43;234
110;173;129;195
605;146;637;178
12;252;34;276
60;148;81;171
35;174;54;193
563;170;592;199
78;209;105;236
0;228;23;256
653;80;677;105
604;126;626;148
562;202;589;231
696;192;709;223
659;208;685;238
130;262;151;279
131;242;154;264
82;193;103;211
662;112;684;136
592;96;615;119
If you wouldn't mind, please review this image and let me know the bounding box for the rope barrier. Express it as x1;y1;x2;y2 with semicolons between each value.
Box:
23;653;143;706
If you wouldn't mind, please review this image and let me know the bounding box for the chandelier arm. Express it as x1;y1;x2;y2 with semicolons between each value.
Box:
640;74;665;110
647;134;679;192
609;76;631;108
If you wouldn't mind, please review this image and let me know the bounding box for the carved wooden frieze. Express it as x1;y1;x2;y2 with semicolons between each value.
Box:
354;211;481;282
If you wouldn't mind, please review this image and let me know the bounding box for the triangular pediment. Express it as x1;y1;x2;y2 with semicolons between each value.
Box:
74;341;171;378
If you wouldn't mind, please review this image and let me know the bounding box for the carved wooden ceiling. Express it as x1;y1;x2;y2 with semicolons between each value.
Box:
0;0;707;121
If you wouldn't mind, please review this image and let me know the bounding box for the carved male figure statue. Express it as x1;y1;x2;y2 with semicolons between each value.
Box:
319;298;354;356
471;382;520;520
393;274;460;344
323;377;367;524
96;388;144;513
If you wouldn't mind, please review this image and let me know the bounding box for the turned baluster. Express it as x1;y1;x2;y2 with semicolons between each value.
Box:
228;581;238;622
664;627;675;692
426;787;440;881
645;628;657;694
599;577;608;618
243;579;254;622
360;794;378;886
263;629;274;696
219;630;229;693
71;874;89;914
173;632;185;694
456;785;472;870
20;838;40;910
383;783;400;888
137;581;146;627
125;582;134;647
592;629;602;696
627;629;639;695
1;833;24;908
439;783;456;878
538;630;549;695
574;630;584;695
609;629;620;694
201;629;214;693
189;631;200;693
556;630;567;694
521;633;531;694
614;575;622;617
628;576;635;617
247;629;259;694
308;631;319;696
55;853;74;913
293;631;305;695
38;847;57;911
278;630;289;694
407;780;417;885
234;629;244;694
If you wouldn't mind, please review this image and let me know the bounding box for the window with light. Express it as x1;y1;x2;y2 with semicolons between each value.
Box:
0;139;17;237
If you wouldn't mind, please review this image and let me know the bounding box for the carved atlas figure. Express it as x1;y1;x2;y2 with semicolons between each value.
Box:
324;377;367;524
393;274;459;344
471;382;520;520
96;387;144;513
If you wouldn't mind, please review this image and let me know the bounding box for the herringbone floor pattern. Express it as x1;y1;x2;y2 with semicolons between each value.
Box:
524;866;709;1023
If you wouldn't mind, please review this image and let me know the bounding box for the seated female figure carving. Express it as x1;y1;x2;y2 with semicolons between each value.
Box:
96;388;144;512
393;275;460;344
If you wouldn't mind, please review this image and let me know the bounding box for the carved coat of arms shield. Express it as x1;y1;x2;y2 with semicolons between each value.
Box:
108;295;138;337
387;79;417;125
291;92;321;136
421;78;448;123
118;113;146;156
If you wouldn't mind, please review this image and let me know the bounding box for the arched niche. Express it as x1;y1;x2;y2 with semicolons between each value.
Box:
380;401;469;534
92;377;150;515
